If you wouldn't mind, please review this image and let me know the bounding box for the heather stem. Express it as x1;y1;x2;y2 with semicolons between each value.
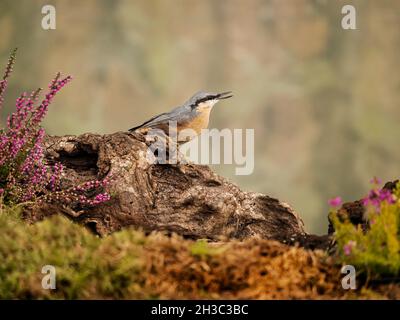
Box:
2;48;17;81
0;48;17;111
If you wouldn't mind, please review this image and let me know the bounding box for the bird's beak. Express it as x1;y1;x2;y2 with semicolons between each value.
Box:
216;91;233;100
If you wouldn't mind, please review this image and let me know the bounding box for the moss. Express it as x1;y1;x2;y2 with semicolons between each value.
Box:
0;207;145;299
190;239;225;257
0;205;398;299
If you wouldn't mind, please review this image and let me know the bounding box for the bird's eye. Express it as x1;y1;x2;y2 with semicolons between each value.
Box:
196;97;211;104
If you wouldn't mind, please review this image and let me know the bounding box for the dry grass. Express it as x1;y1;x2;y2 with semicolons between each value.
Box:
143;235;346;299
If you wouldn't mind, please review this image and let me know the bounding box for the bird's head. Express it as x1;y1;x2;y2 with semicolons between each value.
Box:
186;91;233;111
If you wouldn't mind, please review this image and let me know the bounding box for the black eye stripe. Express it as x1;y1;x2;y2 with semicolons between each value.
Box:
196;96;216;104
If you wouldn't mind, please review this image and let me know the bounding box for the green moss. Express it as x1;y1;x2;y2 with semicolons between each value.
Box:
190;239;225;257
0;207;145;299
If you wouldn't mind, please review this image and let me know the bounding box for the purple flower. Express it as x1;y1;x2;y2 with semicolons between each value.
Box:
369;176;382;186
378;189;395;203
0;49;110;208
343;240;356;256
328;196;342;208
362;188;395;210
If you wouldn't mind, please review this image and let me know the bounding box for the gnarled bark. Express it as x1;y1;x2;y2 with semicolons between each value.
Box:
25;131;308;243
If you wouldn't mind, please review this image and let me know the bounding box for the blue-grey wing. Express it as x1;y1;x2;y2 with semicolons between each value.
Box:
128;106;191;131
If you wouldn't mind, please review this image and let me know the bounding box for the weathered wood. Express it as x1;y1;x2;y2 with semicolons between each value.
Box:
25;131;307;242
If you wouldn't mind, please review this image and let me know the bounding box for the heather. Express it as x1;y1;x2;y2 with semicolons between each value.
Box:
331;179;400;277
0;49;110;208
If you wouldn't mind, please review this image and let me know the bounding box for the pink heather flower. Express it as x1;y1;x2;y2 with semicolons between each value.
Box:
369;176;382;186
0;50;110;209
48;162;63;191
328;196;342;208
343;240;356;256
379;189;395;203
362;188;395;210
92;193;111;205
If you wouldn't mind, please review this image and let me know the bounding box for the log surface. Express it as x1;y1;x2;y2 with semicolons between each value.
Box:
26;132;308;243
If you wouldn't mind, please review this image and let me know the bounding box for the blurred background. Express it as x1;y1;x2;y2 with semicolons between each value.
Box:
1;0;399;234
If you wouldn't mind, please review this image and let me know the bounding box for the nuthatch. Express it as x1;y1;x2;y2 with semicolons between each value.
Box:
129;91;233;143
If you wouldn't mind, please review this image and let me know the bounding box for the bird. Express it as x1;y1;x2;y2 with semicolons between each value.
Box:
129;91;233;144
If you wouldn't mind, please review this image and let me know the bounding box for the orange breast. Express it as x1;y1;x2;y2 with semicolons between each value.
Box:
179;108;211;134
176;108;211;143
